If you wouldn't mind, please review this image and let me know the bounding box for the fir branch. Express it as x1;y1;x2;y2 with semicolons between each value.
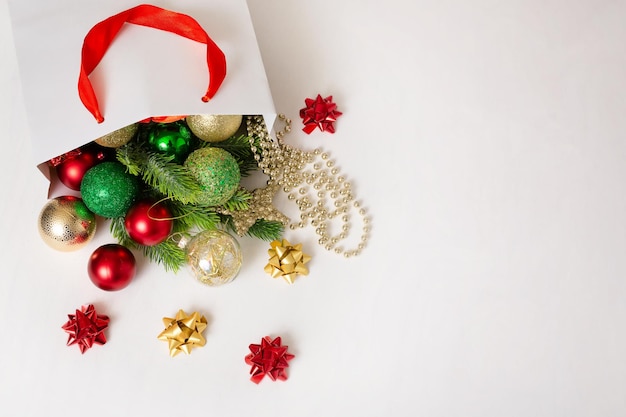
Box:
141;241;187;273
110;217;136;247
221;215;284;241
199;134;250;157
116;143;143;176
222;188;252;211
169;200;220;232
247;219;284;241
117;141;203;204
141;153;203;204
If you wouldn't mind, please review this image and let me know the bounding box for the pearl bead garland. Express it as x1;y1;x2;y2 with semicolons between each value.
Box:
246;115;369;257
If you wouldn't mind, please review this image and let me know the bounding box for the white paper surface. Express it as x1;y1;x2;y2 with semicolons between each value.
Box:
2;0;626;416
8;0;276;166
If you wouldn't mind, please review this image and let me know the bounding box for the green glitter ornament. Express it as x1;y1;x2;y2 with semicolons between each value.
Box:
147;123;192;162
184;147;240;206
81;162;140;218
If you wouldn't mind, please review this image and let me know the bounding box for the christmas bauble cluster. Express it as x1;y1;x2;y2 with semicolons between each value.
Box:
38;115;260;291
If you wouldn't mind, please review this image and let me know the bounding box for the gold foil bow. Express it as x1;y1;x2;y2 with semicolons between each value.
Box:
264;239;311;284
157;309;207;356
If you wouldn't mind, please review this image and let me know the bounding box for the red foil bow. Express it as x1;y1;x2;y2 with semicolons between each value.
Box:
48;148;83;167
79;4;226;123
245;336;295;383
299;94;342;134
61;304;109;354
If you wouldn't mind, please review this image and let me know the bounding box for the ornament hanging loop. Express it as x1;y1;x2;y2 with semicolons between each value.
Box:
168;232;191;250
147;197;178;222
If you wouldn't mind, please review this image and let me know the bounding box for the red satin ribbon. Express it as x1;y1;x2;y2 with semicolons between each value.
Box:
139;115;187;124
78;4;226;123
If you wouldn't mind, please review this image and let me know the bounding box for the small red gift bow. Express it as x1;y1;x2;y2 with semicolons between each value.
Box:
78;3;226;123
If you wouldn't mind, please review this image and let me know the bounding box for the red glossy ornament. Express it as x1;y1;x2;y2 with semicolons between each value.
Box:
124;200;174;246
56;145;108;190
88;244;136;291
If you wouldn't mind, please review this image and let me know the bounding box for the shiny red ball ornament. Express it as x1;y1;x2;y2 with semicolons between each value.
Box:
56;145;108;190
124;200;174;246
88;244;136;291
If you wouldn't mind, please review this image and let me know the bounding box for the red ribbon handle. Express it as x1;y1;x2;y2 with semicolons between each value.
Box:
78;4;226;123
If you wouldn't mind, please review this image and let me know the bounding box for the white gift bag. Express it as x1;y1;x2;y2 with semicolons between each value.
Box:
8;0;276;180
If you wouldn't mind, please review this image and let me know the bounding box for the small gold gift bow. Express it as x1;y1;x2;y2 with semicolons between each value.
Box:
264;239;311;284
157;310;207;356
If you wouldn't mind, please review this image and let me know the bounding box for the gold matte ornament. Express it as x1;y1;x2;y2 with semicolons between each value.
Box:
186;114;242;142
94;123;138;148
38;196;97;251
157;310;208;357
264;239;311;284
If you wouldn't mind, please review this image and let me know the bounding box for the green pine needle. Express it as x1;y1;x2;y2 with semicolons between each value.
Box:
116;143;142;176
247;219;285;241
110;217;134;246
141;153;202;204
201;134;251;157
222;188;252;211
117;142;202;204
221;215;284;241
169;200;220;232
141;241;187;273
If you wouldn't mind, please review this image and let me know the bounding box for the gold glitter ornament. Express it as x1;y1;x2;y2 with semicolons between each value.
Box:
94;123;138;148
38;196;97;251
185;230;243;286
264;239;311;284
186;114;242;142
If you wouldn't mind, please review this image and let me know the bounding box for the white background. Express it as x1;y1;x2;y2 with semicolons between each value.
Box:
1;1;626;416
